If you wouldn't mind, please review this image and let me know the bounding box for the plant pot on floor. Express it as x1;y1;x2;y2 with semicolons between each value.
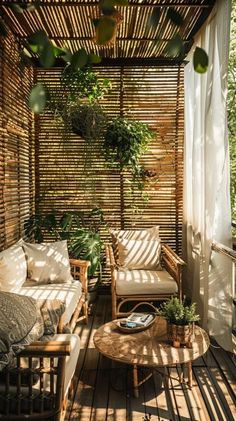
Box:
167;323;195;348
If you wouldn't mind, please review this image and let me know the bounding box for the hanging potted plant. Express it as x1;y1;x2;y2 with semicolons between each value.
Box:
157;297;200;348
103;116;155;176
70;103;107;140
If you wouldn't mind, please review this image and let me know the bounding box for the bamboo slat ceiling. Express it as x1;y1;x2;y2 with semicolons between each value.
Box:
1;0;215;61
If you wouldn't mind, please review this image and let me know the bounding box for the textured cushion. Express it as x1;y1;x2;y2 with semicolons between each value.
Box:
0;292;44;371
117;238;162;270
37;299;66;335
115;269;178;296
12;281;82;325
0;292;38;353
0;243;27;291
22;240;73;285
110;226;159;261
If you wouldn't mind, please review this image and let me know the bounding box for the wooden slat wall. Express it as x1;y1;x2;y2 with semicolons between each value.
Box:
36;65;184;255
0;30;34;249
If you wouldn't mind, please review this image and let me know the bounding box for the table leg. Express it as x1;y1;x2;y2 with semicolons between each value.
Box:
133;365;139;398
187;361;193;389
179;363;184;383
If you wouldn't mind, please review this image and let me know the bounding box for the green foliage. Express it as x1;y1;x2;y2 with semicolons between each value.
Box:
103;117;154;177
61;66;111;103
193;47;208;74
28;83;47;114
24;208;106;278
167;8;184;27
165;34;185;58
157;297;200;325
94;15;117;45
147;9;161;30
228;0;236;229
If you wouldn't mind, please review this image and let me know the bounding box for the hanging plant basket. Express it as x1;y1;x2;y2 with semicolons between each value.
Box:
70;103;107;140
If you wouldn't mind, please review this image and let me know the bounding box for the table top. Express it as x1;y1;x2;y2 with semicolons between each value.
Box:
93;317;210;367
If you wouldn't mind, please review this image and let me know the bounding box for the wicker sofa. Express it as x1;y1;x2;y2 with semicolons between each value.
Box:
0;240;90;420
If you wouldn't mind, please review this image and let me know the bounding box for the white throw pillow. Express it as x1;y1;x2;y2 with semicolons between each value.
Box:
110;226;159;242
117;238;162;270
22;240;73;285
0;243;27;291
110;226;159;261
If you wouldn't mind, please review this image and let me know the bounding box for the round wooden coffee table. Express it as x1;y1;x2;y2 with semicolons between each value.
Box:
93;317;210;397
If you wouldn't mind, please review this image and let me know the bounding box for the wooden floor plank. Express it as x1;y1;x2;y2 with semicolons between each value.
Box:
168;366;192;421
193;367;228;421
68;296;109;421
175;365;210;421
106;363;128;421
142;369;160;421
126;365;148;421
65;296;236;421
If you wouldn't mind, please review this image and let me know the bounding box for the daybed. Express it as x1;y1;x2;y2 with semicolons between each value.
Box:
0;240;90;420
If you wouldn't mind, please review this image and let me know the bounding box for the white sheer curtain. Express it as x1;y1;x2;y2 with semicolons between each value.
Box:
183;0;233;351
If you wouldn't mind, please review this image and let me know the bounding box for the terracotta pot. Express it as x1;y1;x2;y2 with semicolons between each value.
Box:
167;323;195;348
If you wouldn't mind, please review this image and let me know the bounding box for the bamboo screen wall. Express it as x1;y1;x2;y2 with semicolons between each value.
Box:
36;65;184;252
0;31;34;250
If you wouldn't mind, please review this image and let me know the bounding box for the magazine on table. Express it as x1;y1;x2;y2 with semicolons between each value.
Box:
120;312;154;328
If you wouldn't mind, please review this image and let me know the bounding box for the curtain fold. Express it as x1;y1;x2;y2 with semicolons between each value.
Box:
183;0;233;351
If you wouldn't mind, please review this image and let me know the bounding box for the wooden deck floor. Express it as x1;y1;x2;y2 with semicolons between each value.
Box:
65;295;236;421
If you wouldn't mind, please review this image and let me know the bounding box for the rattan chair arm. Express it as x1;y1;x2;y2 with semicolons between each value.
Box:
70;258;90;294
19;340;71;358
70;258;91;268
161;244;186;266
105;244;117;269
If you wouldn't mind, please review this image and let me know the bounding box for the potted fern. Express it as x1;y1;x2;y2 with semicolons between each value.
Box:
157;297;200;348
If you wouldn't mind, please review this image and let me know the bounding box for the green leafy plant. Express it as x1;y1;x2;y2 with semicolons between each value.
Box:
24;208;106;278
60;65;111;104
103;117;154;177
157;297;200;326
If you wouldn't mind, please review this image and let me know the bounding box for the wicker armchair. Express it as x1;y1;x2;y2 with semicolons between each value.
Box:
106;242;186;320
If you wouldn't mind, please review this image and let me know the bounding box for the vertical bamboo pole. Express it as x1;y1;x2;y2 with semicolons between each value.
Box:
120;66;125;229
34;68;40;217
174;65;181;253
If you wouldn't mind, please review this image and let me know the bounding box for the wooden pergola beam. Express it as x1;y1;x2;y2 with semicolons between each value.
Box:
1;0;215;8
32;56;187;67
18;35;191;42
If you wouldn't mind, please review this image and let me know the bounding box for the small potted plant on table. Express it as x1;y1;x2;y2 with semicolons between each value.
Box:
157;297;200;348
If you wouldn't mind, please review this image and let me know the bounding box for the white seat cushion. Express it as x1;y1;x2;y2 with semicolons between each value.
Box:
12;281;82;325
45;333;80;396
115;269;178;296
